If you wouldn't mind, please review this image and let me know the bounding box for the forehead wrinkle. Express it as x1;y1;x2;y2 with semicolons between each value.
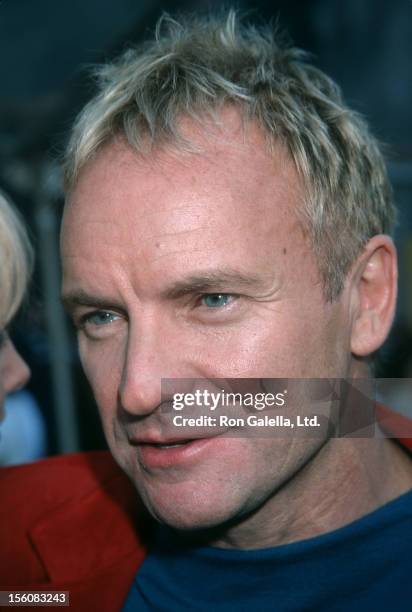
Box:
140;206;278;254
142;225;207;244
62;243;139;299
126;202;203;221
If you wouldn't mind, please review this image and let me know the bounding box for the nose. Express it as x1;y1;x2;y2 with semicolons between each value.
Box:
118;319;176;417
2;340;31;394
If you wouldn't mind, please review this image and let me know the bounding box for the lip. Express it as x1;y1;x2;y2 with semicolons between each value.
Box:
136;437;218;469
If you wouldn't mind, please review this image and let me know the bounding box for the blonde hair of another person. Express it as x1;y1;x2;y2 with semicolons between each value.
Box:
0;190;32;328
0;190;33;415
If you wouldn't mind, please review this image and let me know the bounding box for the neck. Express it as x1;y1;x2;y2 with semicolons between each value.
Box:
208;436;412;549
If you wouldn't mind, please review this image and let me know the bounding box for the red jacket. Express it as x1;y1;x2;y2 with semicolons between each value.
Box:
0;451;148;611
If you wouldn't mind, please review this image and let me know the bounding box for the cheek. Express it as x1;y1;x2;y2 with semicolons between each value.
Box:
79;337;124;418
193;307;310;378
243;301;346;378
177;309;296;378
194;330;263;377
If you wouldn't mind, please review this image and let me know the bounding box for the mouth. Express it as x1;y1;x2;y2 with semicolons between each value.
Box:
131;436;218;469
148;440;193;449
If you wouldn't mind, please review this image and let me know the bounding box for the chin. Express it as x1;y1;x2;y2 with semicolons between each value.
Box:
139;486;242;533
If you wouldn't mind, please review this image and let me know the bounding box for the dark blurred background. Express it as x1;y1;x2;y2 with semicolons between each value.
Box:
1;0;411;460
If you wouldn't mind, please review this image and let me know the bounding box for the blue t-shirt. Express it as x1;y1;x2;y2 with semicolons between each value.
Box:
122;489;412;611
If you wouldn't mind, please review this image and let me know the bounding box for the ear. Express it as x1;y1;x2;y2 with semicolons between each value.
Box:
350;235;397;357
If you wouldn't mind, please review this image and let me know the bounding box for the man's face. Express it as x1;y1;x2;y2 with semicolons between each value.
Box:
61;115;352;538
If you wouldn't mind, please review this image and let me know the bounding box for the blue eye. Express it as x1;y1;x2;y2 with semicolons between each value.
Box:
201;294;232;308
84;311;118;326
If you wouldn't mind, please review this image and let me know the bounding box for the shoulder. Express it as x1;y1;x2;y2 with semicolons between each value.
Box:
0;451;149;591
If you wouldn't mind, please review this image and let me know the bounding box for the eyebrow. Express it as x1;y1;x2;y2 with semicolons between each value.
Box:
160;269;264;299
61;269;265;312
61;290;125;314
